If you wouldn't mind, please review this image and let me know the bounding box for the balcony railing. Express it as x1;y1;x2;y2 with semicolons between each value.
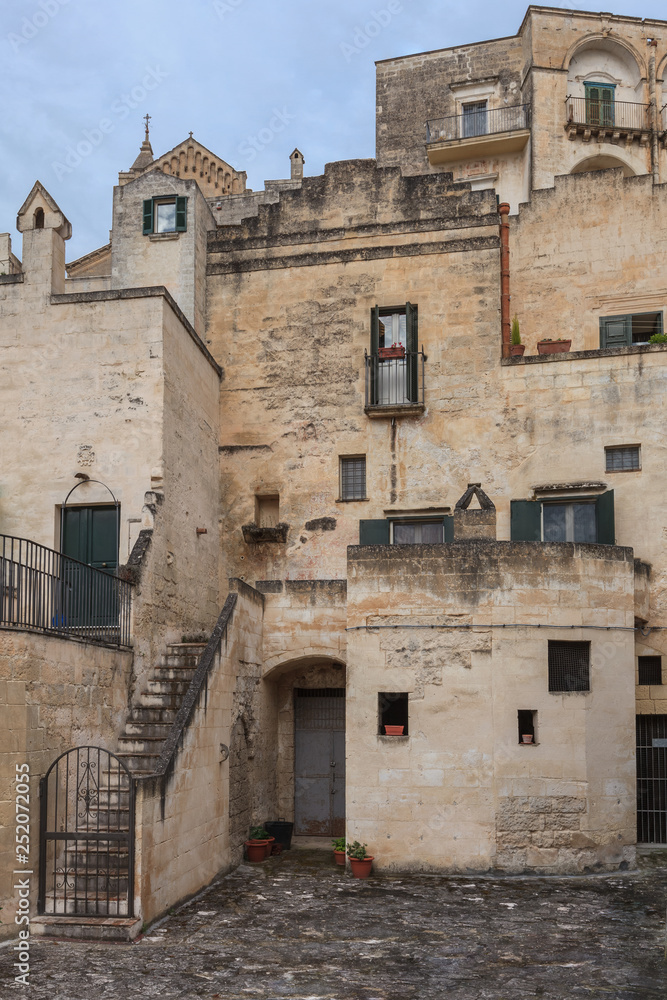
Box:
565;96;649;133
0;535;132;647
364;350;424;411
426;104;530;144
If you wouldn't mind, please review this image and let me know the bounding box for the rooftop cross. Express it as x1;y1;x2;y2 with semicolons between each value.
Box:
143;113;151;139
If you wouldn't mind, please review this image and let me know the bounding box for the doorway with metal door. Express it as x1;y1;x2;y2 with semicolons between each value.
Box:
637;715;667;844
294;688;345;837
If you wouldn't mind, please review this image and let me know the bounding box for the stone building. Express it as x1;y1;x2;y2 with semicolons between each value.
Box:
2;4;667;940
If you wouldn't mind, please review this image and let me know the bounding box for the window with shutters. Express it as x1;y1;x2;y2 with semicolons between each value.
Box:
605;445;640;472
585;82;615;127
599;312;663;348
358;514;453;545
366;303;423;411
510;491;615;544
462;100;488;137
143;196;188;235
340;457;366;501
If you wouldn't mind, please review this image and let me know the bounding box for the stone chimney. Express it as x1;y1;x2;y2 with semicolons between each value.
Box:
453;483;497;540
290;148;305;180
16;181;71;295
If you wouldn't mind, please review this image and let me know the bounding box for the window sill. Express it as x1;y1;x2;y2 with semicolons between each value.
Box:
336;497;370;503
377;734;409;742
365;403;425;418
149;232;180;242
518;742;539;746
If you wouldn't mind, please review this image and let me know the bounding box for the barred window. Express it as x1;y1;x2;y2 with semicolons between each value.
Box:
638;656;662;686
605;445;640;472
340;457;366;501
548;641;590;692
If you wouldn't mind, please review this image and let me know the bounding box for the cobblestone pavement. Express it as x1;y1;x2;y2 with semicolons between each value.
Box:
3;849;667;999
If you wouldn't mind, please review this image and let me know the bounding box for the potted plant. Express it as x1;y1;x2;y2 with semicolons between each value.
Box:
378;342;406;360
521;734;534;744
346;840;374;879
332;836;346;865
510;315;525;357
244;837;269;862
384;724;405;735
250;825;275;858
537;338;571;354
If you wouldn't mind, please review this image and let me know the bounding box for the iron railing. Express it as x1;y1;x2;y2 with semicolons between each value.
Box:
426;104;530;144
565;96;649;132
0;535;131;646
364;350;424;408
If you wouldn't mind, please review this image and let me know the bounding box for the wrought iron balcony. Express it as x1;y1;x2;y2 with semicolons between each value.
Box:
426;105;530;164
364;350;425;416
0;534;132;646
565;96;650;143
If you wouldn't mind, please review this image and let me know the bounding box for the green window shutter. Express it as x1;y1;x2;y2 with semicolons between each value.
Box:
359;519;390;545
595;490;615;545
369;306;380;406
510;500;542;541
175;196;187;232
370;306;380;355
406;301;419;403
143;199;154;235
443;515;454;542
600;315;630;348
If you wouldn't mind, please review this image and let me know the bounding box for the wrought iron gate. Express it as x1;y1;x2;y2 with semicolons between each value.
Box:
38;746;135;917
636;715;667;844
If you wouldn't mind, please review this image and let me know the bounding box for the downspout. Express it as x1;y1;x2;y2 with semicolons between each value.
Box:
499;203;511;358
648;39;660;186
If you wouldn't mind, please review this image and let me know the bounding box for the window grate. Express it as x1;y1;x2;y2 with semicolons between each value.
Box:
548;641;590;692
636;714;667;843
295;689;345;730
340;457;366;501
606;445;640;472
638;656;662;686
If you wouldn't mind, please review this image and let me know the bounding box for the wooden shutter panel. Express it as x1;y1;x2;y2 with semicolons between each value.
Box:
443;515;454;542
510;500;542;541
600;315;630;348
359;519;390;545
369;306;380;406
143;199;153;235
406;302;418;403
175;196;187;232
595;490;615;545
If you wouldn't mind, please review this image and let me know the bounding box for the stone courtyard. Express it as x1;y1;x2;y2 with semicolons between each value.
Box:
2;847;666;999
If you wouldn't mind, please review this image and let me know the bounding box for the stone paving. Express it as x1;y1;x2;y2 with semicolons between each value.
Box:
3;848;667;999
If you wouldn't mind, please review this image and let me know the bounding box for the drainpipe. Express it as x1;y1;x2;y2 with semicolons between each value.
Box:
499;203;511;358
648;39;660;186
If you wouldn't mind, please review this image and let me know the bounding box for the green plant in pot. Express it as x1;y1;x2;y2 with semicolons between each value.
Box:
346;840;374;879
248;825;274;859
510;315;525;357
332;836;346;866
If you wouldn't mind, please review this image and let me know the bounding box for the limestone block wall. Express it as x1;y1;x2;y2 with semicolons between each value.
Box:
135;581;263;922
0;631;132;940
345;541;636;873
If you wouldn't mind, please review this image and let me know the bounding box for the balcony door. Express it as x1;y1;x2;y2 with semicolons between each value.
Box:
60;505;119;629
62;505;118;571
585;82;614;127
462;100;488;138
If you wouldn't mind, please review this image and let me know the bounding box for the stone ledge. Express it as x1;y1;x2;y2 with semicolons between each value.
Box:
502;342;667;365
242;522;289;543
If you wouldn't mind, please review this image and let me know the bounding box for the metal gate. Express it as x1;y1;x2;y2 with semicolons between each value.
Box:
294;688;345;837
38;746;135;917
637;715;667;844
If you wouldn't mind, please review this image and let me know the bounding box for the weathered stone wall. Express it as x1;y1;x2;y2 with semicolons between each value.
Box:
345;541;636;873
0;631;132;940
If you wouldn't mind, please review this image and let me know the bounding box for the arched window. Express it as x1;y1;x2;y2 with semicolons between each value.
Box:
34;207;44;229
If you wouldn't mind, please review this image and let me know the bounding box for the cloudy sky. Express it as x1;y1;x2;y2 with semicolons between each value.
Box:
1;0;665;260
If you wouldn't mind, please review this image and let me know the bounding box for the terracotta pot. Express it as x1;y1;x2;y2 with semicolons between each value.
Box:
378;346;405;360
349;856;374;879
264;836;276;858
333;849;346;866
537;340;571;354
510;344;525;357
245;839;269;862
384;725;404;735
271;843;283;856
521;734;534;744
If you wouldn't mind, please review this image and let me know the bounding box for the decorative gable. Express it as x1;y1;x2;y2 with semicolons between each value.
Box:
120;135;247;199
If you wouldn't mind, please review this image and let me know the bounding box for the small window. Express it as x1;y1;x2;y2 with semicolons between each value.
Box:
392;519;444;544
256;494;279;528
600;312;663;348
542;502;596;543
379;692;408;735
462;100;488;137
340;457;366;501
606;445;640;472
518;710;537;744
143;196;188;235
34;207;44;229
548;641;590;693
638;656;662;686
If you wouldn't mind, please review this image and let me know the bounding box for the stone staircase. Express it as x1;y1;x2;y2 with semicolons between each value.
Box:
35;642;207;941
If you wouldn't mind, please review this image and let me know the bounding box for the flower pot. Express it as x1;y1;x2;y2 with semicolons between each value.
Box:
521;734;534;744
537;340;571;355
245;839;269;863
384;725;404;735
264;836;276;858
510;344;525;357
333;849;346;866
378;346;405;360
349;856;374;879
271;843;283;856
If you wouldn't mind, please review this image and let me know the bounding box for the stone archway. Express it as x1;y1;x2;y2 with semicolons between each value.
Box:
570;154;635;177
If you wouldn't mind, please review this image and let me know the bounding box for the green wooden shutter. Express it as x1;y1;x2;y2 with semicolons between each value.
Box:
175;196;187;232
406;302;418;403
369;306;380;406
586;83;614;127
595;490;615;545
443;515;454;542
359;519;390;545
600;315;631;348
143;199;154;235
510;500;542;541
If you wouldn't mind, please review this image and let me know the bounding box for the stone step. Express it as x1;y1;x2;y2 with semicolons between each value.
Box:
38;898;132;919
145;679;191;696
128;706;177;725
117;735;166;754
124;720;173;738
33;915;141;941
136;691;181;710
152;665;197;681
115;750;161;771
